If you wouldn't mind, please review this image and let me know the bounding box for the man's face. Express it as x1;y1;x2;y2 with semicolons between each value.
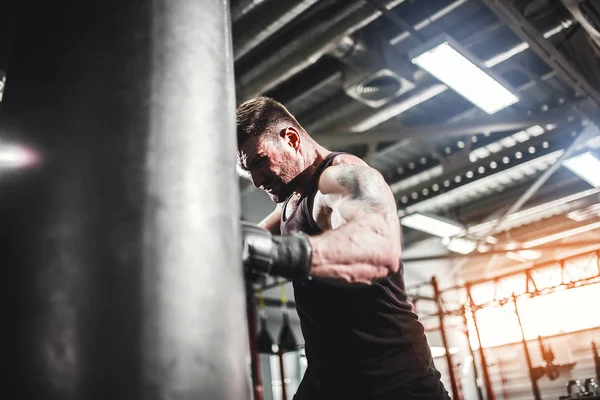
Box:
238;130;302;203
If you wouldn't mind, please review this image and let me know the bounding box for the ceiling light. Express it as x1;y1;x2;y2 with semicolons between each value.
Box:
486;236;499;244
500;136;518;148
523;221;600;248
471;147;491;161
487;142;503;153
563;152;600;187
430;346;459;359
410;35;519;114
513;130;531;142
506;250;542;263
567;203;600;222
400;213;464;237
526;125;545;136
443;237;477;254
462;356;473;375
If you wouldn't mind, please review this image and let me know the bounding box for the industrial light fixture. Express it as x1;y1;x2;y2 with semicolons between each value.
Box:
359;21;569;131
400;212;464;237
563;152;600;187
506;250;542;263
442;237;477;255
567;203;600;222
430;346;459;359
410;34;519;114
523;220;600;248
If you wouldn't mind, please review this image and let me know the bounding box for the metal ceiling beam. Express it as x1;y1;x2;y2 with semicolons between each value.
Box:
307;12;574;139
402;240;600;263
233;0;320;60
314;100;586;147
480;0;600;107
474;122;595;241
236;0;406;100
453;176;591;223
369;70;560;167
396;121;579;206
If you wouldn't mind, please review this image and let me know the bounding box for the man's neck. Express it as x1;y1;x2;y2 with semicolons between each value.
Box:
290;144;331;196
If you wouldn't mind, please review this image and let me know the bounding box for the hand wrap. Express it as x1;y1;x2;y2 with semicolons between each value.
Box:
241;222;312;280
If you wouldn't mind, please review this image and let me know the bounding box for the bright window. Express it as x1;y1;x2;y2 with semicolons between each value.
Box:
465;253;600;349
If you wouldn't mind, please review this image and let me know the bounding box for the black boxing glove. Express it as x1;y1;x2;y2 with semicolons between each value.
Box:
241;222;312;280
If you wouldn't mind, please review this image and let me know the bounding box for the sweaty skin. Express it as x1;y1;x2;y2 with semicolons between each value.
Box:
261;154;402;285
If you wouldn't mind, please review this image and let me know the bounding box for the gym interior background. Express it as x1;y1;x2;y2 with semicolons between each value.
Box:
0;0;599;400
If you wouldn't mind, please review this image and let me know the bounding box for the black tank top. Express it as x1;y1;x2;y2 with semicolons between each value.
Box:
280;153;429;397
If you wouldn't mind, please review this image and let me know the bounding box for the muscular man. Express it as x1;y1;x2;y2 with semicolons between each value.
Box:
238;96;450;400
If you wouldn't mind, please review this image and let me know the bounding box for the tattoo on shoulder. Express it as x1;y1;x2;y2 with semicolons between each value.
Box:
336;166;389;209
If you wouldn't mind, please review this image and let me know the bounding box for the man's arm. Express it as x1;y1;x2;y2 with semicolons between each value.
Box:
240;160;401;284
307;162;402;284
258;203;283;234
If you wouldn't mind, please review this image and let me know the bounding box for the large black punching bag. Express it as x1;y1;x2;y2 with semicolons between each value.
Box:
0;0;250;399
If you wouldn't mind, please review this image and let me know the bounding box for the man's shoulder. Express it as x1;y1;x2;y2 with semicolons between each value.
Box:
330;153;369;168
319;154;383;195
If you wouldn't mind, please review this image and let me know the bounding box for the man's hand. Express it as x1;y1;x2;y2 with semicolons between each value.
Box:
241;222;312;280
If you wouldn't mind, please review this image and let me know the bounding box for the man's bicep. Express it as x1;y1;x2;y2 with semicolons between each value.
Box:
320;165;396;223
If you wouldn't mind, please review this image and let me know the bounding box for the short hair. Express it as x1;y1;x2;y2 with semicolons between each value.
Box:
236;96;305;147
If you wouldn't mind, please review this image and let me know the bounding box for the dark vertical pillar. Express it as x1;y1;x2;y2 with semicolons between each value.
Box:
0;1;250;400
431;277;460;400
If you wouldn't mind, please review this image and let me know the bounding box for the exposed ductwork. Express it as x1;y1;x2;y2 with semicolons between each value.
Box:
236;0;407;101
333;29;417;108
233;0;321;61
300;15;575;140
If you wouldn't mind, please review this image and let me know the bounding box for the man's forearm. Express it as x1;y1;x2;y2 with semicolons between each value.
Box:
307;214;400;284
258;205;282;234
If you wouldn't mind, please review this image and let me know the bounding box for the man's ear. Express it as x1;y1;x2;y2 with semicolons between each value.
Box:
281;127;301;151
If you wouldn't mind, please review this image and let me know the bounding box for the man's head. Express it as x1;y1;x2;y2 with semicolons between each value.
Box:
237;96;311;203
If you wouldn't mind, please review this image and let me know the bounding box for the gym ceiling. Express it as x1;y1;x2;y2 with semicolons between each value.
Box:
233;0;600;282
